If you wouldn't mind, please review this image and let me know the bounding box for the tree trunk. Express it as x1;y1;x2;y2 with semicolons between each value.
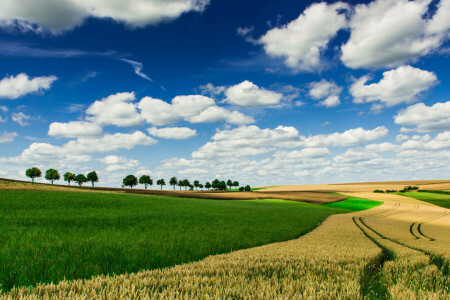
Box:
32;178;34;183
52;180;54;185
173;185;175;190
92;182;94;187
145;184;148;189
68;181;71;186
160;185;162;190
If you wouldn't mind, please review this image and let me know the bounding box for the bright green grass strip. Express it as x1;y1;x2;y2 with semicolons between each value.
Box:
398;192;450;209
324;195;383;212
0;190;348;292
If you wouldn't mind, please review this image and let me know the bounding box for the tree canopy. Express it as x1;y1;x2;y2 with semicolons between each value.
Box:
63;172;75;185
74;174;88;186
156;179;166;190
25;167;42;183
123;175;138;189
87;171;99;187
45;168;60;184
139;175;153;189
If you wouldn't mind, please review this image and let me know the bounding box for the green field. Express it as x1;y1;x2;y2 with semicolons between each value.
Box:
398;191;450;208
324;195;382;211
0;190;370;292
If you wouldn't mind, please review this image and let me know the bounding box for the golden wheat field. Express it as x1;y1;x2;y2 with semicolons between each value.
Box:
3;181;449;299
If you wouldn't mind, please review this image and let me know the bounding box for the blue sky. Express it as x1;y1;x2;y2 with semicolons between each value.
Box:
0;0;449;187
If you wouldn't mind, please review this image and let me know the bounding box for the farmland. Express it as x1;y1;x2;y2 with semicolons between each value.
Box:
0;189;361;292
398;191;450;209
1;180;449;299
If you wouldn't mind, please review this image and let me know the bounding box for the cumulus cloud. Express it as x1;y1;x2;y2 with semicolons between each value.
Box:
258;2;348;71
188;106;254;124
308;79;342;108
350;66;437;107
99;155;140;171
0;73;57;99
48;121;103;138
64;131;156;154
86;92;141;127
138;95;254;125
0;131;18;143
302;126;389;148
341;0;450;69
147;127;197;139
309;79;342;100
1;131;155;167
0;0;210;34
191;125;387;159
394;101;450;132
12;112;32;126
224;80;283;107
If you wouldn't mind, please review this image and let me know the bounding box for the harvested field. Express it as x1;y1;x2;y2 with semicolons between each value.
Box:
262;179;450;193
0;178;346;204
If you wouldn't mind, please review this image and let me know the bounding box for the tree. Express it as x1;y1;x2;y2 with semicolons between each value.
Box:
211;179;220;190
239;186;245;191
169;177;178;190
193;180;200;190
233;181;239;190
74;174;87;186
244;185;251;192
45;168;60;185
205;182;211;190
181;179;190;190
156;179;166;190
199;183;204;190
63;172;75;185
177;181;182;190
219;181;227;191
227;179;233;191
123;175;138;189
87;171;99;187
25;167;42;183
139;175;153;189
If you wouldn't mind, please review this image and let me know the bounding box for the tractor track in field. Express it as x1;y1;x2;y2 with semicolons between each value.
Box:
410;210;449;241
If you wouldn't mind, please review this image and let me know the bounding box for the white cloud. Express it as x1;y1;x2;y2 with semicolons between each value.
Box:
48;121;103;138
0;131;155;168
309;79;342;99
11;112;31;126
224;80;283;107
0;73;57;99
334;149;382;164
0;0;209;34
0;131;17;143
0;105;7;113
308;79;342;108
86;92;141;127
258;2;348;71
191;125;387;160
320;96;341;108
99;155;139;171
302;126;389;148
394;101;450;132
187;106;254;125
199;83;226;96
341;0;450;69
138;97;180;126
64;131;156;154
138;95;254;125
350;65;437;107
147;127;197;139
273;148;330;160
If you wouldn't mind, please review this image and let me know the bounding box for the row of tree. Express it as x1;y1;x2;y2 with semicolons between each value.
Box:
122;175;250;191
25;167;98;187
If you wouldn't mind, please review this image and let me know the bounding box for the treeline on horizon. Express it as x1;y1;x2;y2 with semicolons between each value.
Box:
23;167;251;192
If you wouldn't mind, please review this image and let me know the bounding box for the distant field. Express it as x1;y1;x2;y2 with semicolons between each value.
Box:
398;191;450;209
324;195;382;211
0;190;357;291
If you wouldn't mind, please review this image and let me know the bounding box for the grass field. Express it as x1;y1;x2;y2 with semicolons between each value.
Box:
398;191;450;208
325;195;383;211
0;190;363;292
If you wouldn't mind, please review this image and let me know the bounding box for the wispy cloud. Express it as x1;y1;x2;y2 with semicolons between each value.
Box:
0;41;116;58
120;58;166;91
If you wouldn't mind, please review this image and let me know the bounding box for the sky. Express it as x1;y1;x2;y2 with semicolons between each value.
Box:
0;0;449;187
